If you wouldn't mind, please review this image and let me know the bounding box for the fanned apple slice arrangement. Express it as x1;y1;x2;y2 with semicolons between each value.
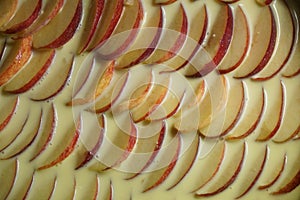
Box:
0;0;299;200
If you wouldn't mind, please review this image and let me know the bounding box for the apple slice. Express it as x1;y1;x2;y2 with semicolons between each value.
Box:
218;6;250;74
75;114;105;169
201;79;245;138
144;3;188;64
0;96;18;132
235;145;269;199
30;56;74;101
0;36;32;86
19;172;34;200
190;140;226;192
97;0;144;60
185;4;233;77
154;0;177;5
77;0;105;53
226;87;265;140
110;120;137;168
273;79;300;143
29;104;57;161
142;134;181;192
259;154;287;190
14;0;64;38
32;0;82;49
1;0;42;34
69;60;114;106
0;159;18;200
198;75;228;135
130;76;170;123
75;174;99;200
0;0;18;28
86;0;124;51
146;90;185;121
252;0;295;80
161;4;208;73
37;117;81;170
94;116;137;170
282;10;300;78
71;57;95;99
271;168;300;195
234;6;277;78
0;108;42;160
255;81;285;141
27;175;57;199
195;142;246;197
4;49;55;94
0;113;29;152
166;134;199;190
115;6;164;69
219;80;245;137
125;121;166;180
116;70;153;112
89;72;129;114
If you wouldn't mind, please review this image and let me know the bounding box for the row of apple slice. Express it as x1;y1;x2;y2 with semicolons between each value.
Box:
0;159;115;200
67;54;298;143
1;132;299;198
108;0;298;80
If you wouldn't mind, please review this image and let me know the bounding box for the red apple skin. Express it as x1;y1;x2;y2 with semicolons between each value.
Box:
38;0;83;49
78;0;105;53
187;4;233;78
235;6;277;79
3;0;42;34
0;96;19;132
154;0;177;5
271;168;300;195
218;0;240;3
256;0;274;6
5;49;56;94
